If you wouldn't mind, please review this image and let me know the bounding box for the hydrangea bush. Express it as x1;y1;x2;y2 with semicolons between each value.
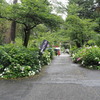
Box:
0;44;53;79
71;46;100;70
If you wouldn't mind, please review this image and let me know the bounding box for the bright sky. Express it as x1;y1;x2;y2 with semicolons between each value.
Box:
50;0;68;20
51;0;68;5
6;0;20;3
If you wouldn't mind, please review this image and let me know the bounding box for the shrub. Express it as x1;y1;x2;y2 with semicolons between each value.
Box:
87;40;96;46
0;50;12;68
42;51;51;65
47;48;54;59
0;64;35;79
72;46;100;70
70;46;79;55
38;50;51;66
0;44;52;79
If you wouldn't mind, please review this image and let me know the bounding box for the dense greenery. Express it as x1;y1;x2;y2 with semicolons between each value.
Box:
0;44;53;79
65;0;100;47
0;0;100;79
0;0;63;47
66;0;100;70
71;46;100;70
0;0;63;79
65;15;98;47
68;0;100;19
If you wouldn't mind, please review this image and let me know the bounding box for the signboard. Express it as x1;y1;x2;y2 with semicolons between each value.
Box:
40;40;49;53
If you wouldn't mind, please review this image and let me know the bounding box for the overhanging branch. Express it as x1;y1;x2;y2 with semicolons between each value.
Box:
0;15;26;25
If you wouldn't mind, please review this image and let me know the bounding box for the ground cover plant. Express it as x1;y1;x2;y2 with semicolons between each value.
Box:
0;44;53;79
71;46;100;70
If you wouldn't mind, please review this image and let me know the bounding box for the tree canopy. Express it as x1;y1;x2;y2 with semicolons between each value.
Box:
0;0;63;47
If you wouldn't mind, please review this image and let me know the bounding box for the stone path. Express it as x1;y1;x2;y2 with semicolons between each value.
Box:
0;54;100;100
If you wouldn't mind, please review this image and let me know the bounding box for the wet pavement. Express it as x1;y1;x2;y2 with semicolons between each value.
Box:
0;54;100;100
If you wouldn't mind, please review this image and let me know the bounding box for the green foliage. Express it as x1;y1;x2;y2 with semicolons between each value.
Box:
70;45;78;54
0;34;4;44
47;48;54;59
94;17;100;33
65;16;82;47
0;0;63;47
68;0;96;19
67;2;82;16
87;40;96;46
41;51;51;65
0;64;35;79
1;0;63;29
66;0;100;48
0;49;12;67
0;44;52;79
65;15;98;47
95;35;100;46
72;46;100;70
0;19;8;44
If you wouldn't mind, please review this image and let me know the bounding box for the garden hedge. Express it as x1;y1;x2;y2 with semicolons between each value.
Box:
0;44;53;79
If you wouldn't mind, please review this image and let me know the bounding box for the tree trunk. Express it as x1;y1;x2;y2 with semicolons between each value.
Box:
10;21;16;43
23;28;31;47
10;0;18;43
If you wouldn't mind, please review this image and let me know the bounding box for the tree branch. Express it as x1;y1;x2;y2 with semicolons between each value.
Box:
0;15;26;25
30;24;37;30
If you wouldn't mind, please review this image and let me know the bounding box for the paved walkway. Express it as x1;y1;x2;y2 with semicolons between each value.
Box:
0;54;100;100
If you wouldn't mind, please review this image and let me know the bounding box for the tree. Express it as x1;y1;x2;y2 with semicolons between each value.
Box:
0;19;6;44
10;0;18;43
65;15;97;47
67;2;82;16
0;0;62;47
65;0;100;47
69;0;94;18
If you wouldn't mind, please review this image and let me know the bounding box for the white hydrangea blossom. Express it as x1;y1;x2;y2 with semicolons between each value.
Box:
0;74;3;77
95;57;99;60
20;67;25;71
4;68;10;73
81;61;84;65
28;71;35;76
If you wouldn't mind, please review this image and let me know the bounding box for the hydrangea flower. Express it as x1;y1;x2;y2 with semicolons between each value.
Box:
77;57;82;61
28;71;35;76
81;61;84;65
